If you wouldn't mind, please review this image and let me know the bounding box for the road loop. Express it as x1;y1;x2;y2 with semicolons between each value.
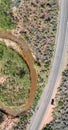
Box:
0;30;37;117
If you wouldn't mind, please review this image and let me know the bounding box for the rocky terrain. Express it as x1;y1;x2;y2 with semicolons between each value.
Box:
12;0;59;129
43;65;68;130
12;0;58;109
0;0;59;129
13;0;58;65
0;0;59;108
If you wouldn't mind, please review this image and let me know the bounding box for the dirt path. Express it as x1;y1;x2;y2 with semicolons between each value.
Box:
0;29;37;117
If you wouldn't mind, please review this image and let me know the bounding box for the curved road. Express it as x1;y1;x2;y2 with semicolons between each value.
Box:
0;31;37;116
28;0;68;130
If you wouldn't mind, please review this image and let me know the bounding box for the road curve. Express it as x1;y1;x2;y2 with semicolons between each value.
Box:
28;0;68;130
0;30;37;117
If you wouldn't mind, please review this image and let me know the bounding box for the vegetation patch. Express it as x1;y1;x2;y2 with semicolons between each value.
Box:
19;0;59;112
42;124;52;130
0;42;30;108
0;0;59;129
13;0;59;129
0;0;16;30
0;111;4;123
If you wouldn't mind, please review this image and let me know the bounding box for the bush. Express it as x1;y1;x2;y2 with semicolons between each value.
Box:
0;0;16;30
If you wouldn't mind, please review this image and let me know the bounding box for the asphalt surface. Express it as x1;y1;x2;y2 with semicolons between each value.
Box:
28;0;68;130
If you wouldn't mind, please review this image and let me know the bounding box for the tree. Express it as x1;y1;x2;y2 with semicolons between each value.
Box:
42;124;52;130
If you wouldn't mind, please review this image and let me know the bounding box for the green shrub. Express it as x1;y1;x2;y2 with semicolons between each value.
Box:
0;0;16;30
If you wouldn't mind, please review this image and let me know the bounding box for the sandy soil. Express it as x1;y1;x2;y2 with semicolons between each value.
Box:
40;76;61;130
0;76;6;84
0;116;19;130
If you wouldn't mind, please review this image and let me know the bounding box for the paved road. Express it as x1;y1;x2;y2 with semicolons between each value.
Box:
28;0;68;130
